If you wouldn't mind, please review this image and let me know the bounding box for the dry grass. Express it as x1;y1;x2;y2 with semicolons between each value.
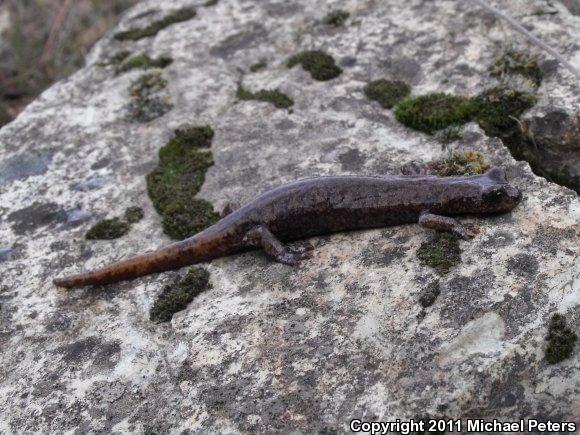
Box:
0;0;139;126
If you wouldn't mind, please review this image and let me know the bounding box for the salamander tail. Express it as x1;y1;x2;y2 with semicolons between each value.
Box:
53;230;231;288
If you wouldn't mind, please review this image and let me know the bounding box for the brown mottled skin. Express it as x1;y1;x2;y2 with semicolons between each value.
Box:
54;167;521;288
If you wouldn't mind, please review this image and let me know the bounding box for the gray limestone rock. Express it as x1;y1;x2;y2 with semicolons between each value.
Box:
0;0;579;433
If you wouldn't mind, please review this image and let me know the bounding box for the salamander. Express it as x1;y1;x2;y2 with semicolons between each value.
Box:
54;167;521;288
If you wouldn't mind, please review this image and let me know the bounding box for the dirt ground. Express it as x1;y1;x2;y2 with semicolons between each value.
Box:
0;0;139;127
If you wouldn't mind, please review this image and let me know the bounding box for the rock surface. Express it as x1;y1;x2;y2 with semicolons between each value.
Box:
0;0;579;432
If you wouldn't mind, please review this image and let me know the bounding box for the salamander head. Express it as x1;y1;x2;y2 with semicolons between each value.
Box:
478;168;522;213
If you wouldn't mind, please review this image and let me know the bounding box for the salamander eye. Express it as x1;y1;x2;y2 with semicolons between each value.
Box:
483;187;505;201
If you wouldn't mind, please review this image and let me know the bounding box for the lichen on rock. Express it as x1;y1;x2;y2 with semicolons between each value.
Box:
545;313;578;364
323;10;350;27
127;70;172;122
418;280;441;308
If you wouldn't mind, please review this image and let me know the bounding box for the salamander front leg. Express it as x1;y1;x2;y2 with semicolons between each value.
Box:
243;226;313;265
418;212;478;240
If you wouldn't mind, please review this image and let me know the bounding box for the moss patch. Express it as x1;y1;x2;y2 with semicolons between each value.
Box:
249;61;267;73
117;54;173;73
545;313;577;364
124;206;144;224
115;7;197;41
323;10;350;27
491;45;542;87
364;79;411;109
417;233;461;275
394;85;536;138
85;206;144;240
128;70;172;123
395;93;477;134
236;84;294;109
150;267;211;323
428;150;490;176
473;85;537;141
287;50;342;81
160;200;218;240
86;218;130;240
204;0;219;6
146;126;220;240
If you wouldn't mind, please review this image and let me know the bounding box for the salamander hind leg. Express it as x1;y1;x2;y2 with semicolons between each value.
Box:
243;225;313;266
419;212;479;240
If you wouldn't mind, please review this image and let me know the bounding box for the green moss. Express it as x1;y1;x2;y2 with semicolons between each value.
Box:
146;126;219;240
323;10;350;26
146;148;213;212
435;126;463;146
394;93;478;133
287;50;342;81
114;7;197;41
161;199;219;240
85;206;144;240
364;79;411;109
236;84;294;109
393;79;536;140
167;125;214;149
150;267;211;323
473;85;537;140
417;233;461;275
117;54;173;73
491;45;542;87
124;206;144;224
86;218;130;240
545;313;577;364
128;71;172;122
428;150;490;177
249;61;267;73
204;0;219;5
